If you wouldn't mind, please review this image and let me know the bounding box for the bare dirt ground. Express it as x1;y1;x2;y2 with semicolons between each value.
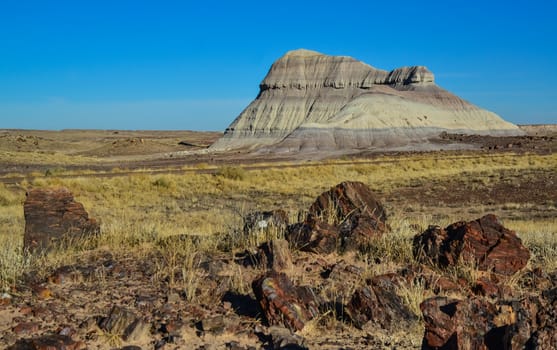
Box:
0;129;220;154
0;125;555;178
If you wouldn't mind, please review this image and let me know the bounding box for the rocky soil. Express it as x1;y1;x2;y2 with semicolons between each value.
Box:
2;182;556;349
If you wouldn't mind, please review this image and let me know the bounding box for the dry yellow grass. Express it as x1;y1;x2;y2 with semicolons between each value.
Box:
0;150;101;167
0;151;555;292
506;218;557;270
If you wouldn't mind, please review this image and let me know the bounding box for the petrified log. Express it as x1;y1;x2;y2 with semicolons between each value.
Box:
346;274;416;330
308;181;387;242
420;292;557;350
286;216;340;254
413;214;529;275
24;187;99;253
286;181;388;253
252;271;319;331
421;296;509;349
257;239;293;271
8;334;85;350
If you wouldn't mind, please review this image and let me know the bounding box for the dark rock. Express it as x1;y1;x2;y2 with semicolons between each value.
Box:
324;261;363;282
226;341;247;350
243;210;289;236
99;306;149;341
100;306;136;334
519;268;556;291
308;181;387;242
433;276;464;294
286;216;339;254
198;254;229;276
503;297;537;350
222;291;260;318
158;320;184;337
268;326;308;349
473;276;501;298
420;296;532;350
320;262;365;311
56;326;75;337
123;318;150;342
78;317;97;333
399;264;465;294
8;334;85;350
346;274;416;329
257;239;293;271
420;297;458;348
528;329;557;350
154;338;168;350
24;187;99;253
287;181;388;253
528;287;557;349
413;214;530;275
200;315;225;334
13;322;40;336
252;271;319;331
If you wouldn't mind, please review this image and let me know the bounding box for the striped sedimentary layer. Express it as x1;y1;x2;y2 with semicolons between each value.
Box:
211;49;523;151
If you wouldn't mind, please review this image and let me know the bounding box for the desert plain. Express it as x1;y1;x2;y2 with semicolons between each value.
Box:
0;124;555;349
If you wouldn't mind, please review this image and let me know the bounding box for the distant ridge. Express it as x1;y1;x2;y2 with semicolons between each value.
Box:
211;49;524;151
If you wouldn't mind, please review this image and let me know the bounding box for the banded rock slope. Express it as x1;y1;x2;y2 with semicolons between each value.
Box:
211;49;523;151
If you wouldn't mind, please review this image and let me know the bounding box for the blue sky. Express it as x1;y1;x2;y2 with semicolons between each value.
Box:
0;0;555;130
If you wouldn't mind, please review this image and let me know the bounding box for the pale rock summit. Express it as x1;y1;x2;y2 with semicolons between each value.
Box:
211;49;523;151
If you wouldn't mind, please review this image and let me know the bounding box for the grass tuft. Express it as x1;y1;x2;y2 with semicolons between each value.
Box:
216;166;246;181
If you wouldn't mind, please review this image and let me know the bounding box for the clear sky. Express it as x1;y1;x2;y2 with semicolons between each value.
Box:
0;0;555;131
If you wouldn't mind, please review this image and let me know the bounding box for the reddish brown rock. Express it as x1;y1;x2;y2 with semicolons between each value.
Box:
308;181;387;245
24;187;99;252
421;296;508;349
420;297;458;347
8;334;85;350
413;214;530;275
346;274;416;330
285;181;387;253
257;239;293;271
286;216;339;254
473;276;503;298
325;262;364;283
13;322;40;336
399;264;466;294
434;276;464;294
252;271;319;331
420;294;557;350
528;287;557;349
